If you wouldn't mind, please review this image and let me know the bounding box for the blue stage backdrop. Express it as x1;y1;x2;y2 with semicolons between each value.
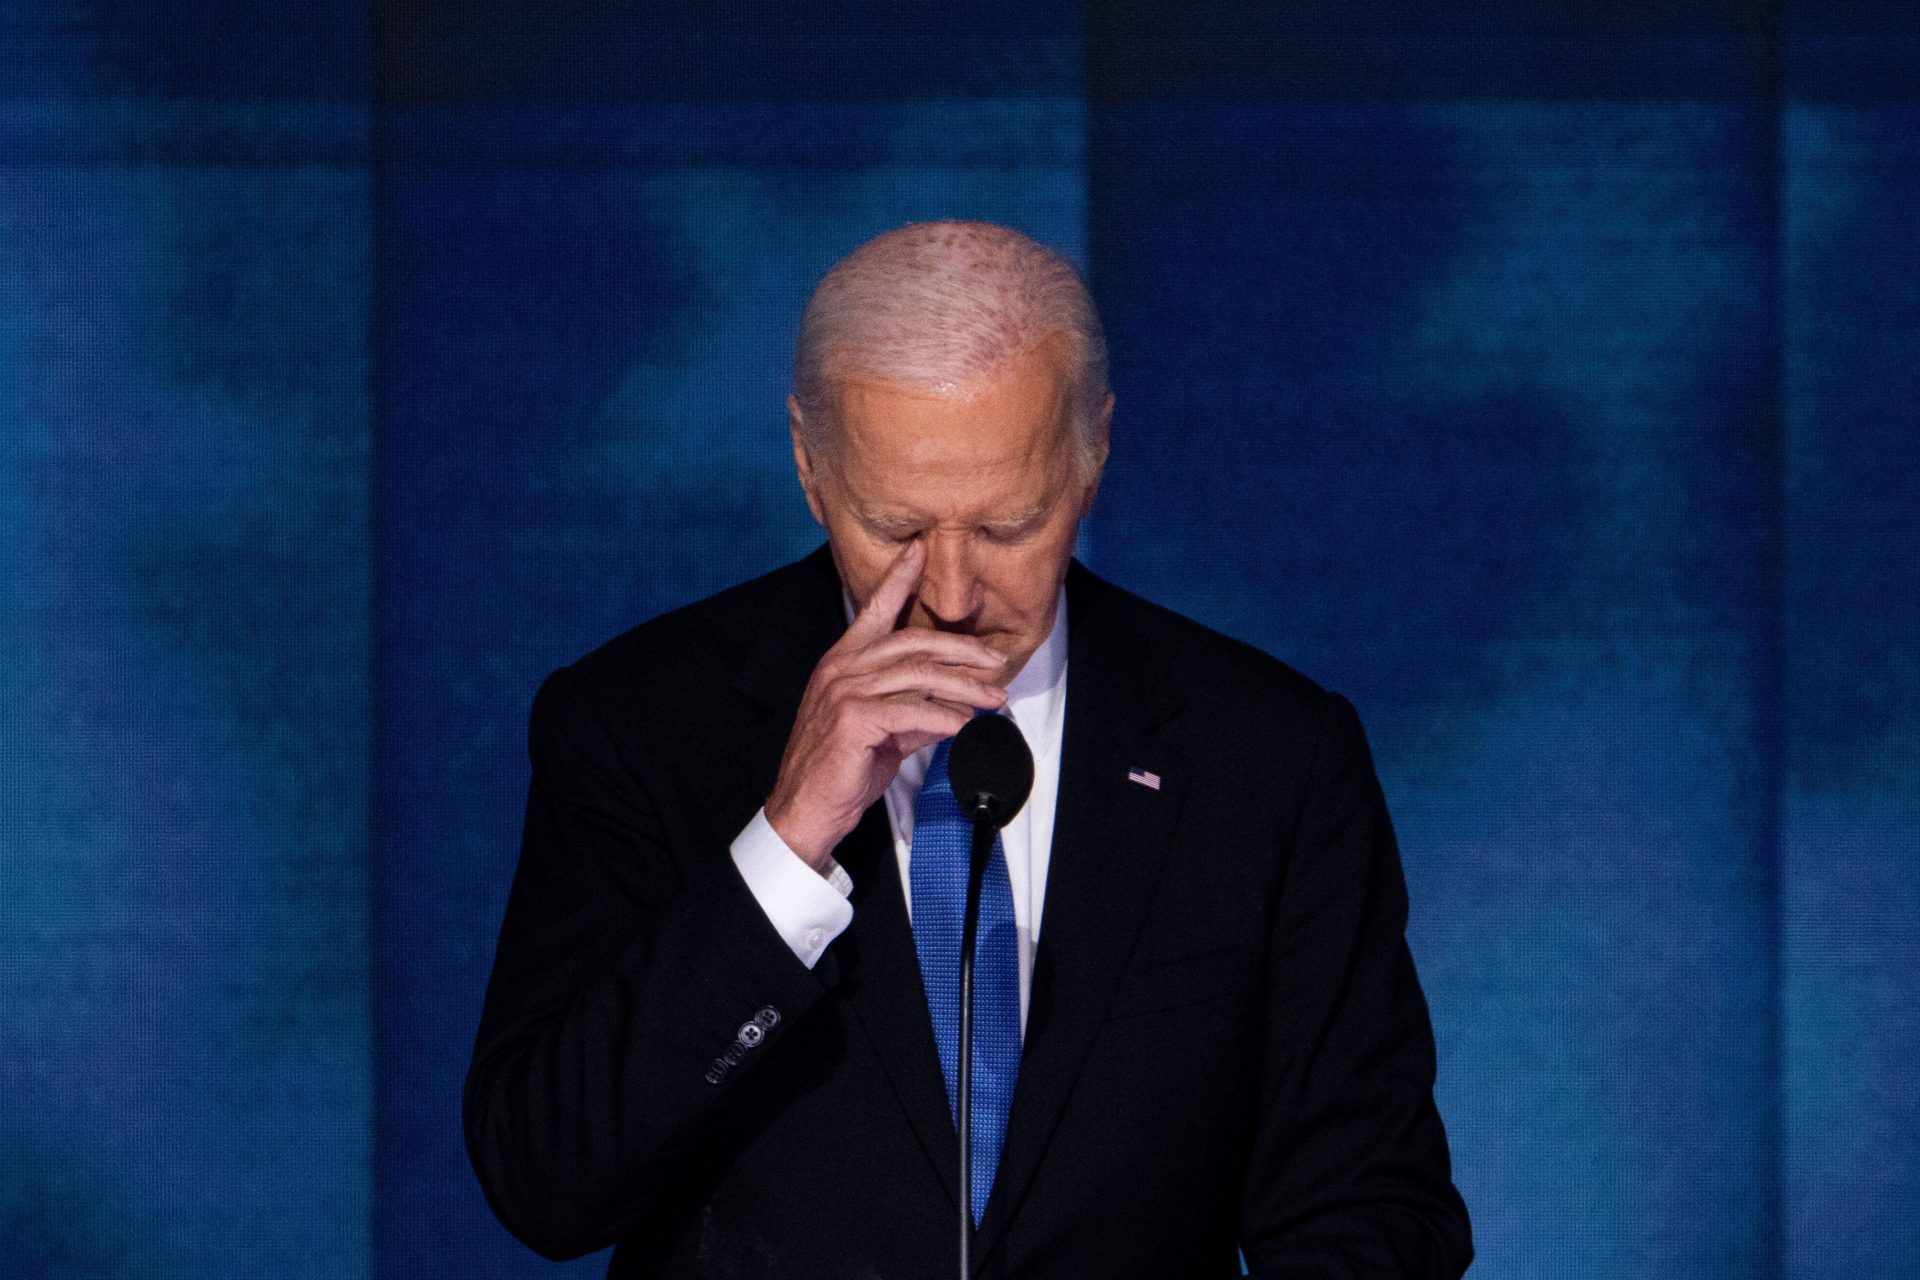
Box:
2;3;1915;1277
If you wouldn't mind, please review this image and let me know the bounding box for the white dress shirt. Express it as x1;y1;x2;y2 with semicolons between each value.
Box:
728;587;1068;1038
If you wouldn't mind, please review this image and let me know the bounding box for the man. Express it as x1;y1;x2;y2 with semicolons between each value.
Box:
465;221;1472;1277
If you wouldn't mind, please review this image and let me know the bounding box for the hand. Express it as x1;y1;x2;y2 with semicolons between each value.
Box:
764;540;1007;871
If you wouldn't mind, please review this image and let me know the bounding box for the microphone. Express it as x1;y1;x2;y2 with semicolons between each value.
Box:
946;712;1033;1279
947;711;1034;830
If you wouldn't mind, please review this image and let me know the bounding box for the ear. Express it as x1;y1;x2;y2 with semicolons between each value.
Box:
788;394;827;526
1076;392;1114;517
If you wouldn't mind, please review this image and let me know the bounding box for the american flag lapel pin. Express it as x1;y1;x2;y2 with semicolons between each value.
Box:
1126;766;1162;791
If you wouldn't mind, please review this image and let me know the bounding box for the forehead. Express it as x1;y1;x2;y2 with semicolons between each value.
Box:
826;344;1075;516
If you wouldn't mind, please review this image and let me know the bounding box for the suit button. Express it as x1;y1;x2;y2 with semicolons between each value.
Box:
755;1006;780;1030
704;1062;727;1085
738;1020;765;1048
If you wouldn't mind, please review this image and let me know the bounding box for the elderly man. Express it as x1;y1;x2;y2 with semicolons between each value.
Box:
465;221;1472;1277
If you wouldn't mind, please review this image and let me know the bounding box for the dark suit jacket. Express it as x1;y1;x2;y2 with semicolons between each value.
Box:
464;545;1472;1278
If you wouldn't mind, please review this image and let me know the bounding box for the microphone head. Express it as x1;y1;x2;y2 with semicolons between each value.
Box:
947;712;1035;829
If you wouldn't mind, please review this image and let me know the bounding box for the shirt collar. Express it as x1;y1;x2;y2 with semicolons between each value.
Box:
1003;586;1068;764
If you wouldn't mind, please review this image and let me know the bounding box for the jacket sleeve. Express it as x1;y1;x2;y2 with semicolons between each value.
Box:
1239;690;1474;1279
462;663;835;1261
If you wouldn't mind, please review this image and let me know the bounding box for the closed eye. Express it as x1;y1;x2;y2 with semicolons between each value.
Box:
863;520;922;543
981;524;1036;544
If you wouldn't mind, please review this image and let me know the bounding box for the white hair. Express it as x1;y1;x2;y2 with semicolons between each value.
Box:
791;220;1110;471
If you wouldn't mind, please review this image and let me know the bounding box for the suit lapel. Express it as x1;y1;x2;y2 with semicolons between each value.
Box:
726;544;964;1209
973;561;1189;1265
831;801;966;1207
701;545;845;859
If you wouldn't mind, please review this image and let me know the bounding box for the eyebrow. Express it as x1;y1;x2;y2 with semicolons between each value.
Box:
860;498;1053;535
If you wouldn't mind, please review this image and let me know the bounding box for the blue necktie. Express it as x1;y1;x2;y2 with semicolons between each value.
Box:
910;728;1021;1226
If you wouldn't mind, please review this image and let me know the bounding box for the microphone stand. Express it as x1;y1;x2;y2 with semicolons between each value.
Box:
943;710;1031;1280
956;805;995;1280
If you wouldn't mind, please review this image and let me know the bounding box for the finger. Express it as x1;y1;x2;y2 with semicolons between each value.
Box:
869;691;972;744
854;660;1006;710
847;626;1005;672
886;727;961;761
885;699;980;759
845;539;925;642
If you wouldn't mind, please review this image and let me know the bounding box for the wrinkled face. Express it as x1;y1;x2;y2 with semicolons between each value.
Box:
790;340;1109;687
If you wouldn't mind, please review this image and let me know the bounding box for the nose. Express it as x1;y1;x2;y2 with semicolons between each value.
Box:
917;530;980;627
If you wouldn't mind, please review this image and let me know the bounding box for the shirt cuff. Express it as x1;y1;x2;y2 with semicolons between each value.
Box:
729;806;855;969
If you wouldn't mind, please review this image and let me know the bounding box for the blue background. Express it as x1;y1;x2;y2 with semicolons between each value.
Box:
3;3;1915;1275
